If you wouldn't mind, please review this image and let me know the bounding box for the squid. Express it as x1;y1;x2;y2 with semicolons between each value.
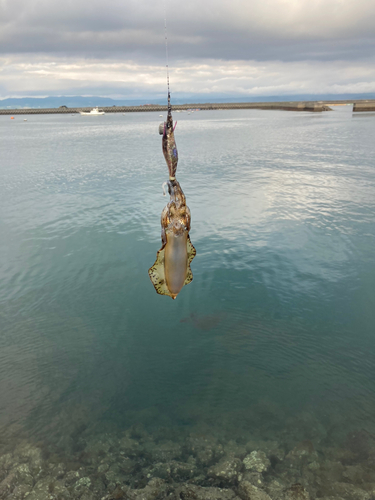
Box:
148;92;196;299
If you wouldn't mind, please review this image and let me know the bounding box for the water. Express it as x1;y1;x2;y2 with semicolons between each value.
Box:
1;107;375;496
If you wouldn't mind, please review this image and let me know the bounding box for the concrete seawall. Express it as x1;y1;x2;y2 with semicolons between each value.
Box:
0;99;373;115
352;101;375;112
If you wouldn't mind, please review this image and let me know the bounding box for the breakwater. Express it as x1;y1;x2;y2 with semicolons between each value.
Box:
0;99;367;115
0;99;374;115
352;101;375;112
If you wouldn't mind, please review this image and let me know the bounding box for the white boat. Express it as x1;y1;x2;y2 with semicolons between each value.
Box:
79;107;105;116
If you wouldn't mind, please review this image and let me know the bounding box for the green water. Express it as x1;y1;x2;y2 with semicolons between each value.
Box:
1;107;375;453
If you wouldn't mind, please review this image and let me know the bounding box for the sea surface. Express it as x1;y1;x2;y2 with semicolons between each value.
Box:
0;107;375;478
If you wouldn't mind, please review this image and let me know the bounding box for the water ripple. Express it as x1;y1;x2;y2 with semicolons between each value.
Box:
1;109;375;444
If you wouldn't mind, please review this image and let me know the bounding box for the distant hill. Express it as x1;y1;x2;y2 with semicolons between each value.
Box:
1;94;375;109
0;96;156;109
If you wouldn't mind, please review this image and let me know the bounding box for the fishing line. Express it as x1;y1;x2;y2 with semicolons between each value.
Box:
164;0;171;111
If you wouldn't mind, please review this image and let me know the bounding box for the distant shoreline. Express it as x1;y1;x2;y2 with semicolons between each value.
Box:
1;99;374;114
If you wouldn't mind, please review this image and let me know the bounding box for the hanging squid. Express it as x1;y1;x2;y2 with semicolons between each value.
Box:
148;93;196;299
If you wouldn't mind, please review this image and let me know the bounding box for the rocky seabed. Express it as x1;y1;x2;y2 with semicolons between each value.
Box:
1;418;375;500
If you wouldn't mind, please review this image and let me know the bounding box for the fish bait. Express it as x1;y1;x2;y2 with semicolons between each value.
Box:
162;91;178;180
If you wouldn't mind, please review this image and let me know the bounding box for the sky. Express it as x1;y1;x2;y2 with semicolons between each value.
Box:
1;0;375;99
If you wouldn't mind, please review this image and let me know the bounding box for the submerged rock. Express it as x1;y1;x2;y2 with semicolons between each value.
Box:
49;480;71;499
224;441;247;458
118;435;141;456
22;476;55;500
145;460;197;482
64;469;80;486
13;443;44;479
0;471;18;498
239;471;264;488
238;481;272;500
132;477;170;499
103;477;171;500
14;443;42;464
49;461;66;480
243;451;270;473
174;483;240;499
6;483;33;499
85;434;114;456
285;441;319;472
342;464;366;483
105;463;128;490
282;483;310;500
186;434;225;466
287;441;315;457
0;452;14;475
346;430;374;460
264;479;285;499
319;481;371;500
13;464;33;486
146;440;182;462
208;455;242;484
315;459;344;485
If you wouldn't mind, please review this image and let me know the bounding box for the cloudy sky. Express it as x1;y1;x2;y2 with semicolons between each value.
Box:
1;0;375;99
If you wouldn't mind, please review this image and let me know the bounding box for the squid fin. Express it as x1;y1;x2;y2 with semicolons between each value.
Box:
184;266;193;286
184;235;196;285
187;235;196;265
148;246;171;297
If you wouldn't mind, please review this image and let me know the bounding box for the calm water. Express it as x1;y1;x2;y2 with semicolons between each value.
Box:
1;107;375;448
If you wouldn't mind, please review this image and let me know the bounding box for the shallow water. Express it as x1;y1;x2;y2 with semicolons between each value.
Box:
1;107;375;497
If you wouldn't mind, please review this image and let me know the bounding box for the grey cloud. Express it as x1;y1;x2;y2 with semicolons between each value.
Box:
1;0;375;98
2;53;375;99
1;0;375;63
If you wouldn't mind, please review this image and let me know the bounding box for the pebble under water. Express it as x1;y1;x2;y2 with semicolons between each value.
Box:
0;107;375;499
